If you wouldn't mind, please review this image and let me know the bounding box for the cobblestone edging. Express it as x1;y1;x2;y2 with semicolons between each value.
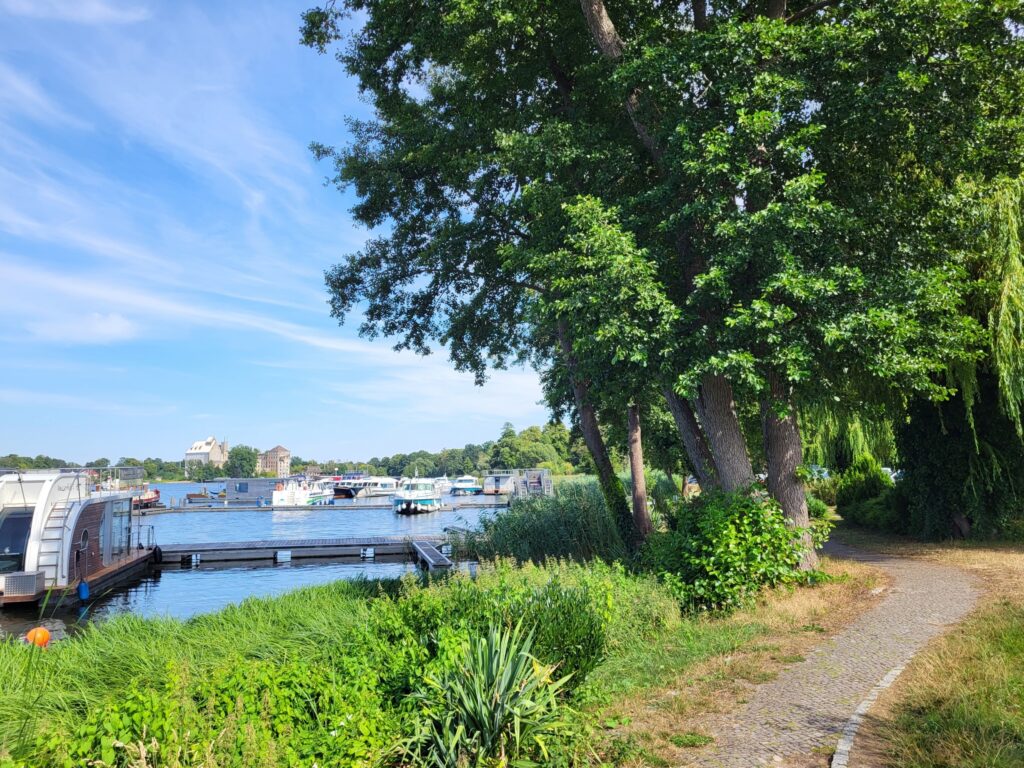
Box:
685;541;980;768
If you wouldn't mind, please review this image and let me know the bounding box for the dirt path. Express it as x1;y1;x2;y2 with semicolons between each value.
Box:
683;541;980;767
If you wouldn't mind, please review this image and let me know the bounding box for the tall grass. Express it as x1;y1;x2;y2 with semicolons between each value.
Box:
885;600;1024;768
0;560;681;766
455;480;628;563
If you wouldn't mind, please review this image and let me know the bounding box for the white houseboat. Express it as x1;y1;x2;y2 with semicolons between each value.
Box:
483;469;555;497
0;469;157;606
393;479;443;515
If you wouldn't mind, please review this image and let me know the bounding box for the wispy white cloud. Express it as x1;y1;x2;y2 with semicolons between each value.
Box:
0;61;87;126
0;0;148;24
26;312;140;343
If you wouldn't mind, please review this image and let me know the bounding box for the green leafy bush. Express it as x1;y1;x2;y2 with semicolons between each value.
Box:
806;494;829;521
805;475;839;506
405;623;579;767
836;456;894;509
641;490;807;611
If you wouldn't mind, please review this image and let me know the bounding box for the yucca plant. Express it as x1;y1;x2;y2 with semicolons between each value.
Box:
405;623;575;767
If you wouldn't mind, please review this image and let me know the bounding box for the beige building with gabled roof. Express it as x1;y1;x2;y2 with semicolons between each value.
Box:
185;436;229;468
258;445;291;477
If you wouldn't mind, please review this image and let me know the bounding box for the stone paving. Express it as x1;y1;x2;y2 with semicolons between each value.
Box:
683;541;980;768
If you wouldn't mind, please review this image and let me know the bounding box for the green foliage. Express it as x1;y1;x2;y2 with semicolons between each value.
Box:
455;480;628;564
185;461;220;482
897;376;1024;540
805;474;839;506
405;623;577;768
805;494;829;521
223;445;259;478
835;456;894;511
1;560;680;767
641;490;807;611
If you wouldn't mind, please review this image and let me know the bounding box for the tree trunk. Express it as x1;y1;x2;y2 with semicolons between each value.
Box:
761;371;818;570
627;404;652;538
695;373;755;492
663;388;719;490
556;320;637;546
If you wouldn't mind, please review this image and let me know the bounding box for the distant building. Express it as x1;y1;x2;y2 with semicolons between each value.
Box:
185;436;229;468
258;445;291;477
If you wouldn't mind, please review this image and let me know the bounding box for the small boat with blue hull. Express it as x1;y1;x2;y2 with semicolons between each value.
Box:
393;480;443;515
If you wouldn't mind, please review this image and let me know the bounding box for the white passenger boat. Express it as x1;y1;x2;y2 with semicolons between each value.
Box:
433;475;453;494
345;476;399;498
393;479;443;515
450;475;482;495
270;479;334;506
0;469;157;606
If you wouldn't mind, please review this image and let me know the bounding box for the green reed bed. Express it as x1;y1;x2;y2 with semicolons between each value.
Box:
0;560;681;767
454;480;628;564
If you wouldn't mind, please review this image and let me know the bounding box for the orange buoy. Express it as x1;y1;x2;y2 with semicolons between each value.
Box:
25;627;50;648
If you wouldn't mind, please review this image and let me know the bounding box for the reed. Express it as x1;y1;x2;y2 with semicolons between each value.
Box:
454;480;628;563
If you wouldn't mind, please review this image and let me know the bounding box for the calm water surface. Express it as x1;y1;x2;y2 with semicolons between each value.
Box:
0;496;499;639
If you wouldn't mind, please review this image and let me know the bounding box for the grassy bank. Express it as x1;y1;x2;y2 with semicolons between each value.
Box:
832;524;1024;768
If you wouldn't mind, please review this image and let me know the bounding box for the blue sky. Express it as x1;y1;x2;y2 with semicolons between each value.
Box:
0;0;547;464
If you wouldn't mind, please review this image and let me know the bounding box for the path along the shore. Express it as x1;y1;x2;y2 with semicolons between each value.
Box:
684;540;980;767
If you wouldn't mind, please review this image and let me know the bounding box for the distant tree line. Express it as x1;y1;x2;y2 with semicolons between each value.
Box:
317;422;589;478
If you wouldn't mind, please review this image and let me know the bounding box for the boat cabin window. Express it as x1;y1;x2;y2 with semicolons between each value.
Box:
0;509;32;573
235;482;249;493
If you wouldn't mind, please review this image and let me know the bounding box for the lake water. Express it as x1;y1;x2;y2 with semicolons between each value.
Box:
0;494;499;639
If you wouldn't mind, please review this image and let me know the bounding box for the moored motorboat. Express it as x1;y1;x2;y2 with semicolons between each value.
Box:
393;479;442;515
450;475;482;495
270;479;334;507
433;475;453;494
132;485;161;509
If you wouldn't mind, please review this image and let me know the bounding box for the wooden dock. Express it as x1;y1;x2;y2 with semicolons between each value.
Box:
411;540;454;571
159;535;451;567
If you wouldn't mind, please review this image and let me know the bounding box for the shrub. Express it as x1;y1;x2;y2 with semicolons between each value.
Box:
805;474;839;506
454;481;627;563
405;623;580;767
641;490;807;611
805;494;829;521
836;455;894;510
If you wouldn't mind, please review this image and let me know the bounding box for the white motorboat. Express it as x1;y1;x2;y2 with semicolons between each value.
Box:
433;475;453;494
393;479;442;515
270;479;334;506
450;475;482;495
344;476;400;498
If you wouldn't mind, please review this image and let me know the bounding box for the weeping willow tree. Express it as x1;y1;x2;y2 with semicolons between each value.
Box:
896;178;1024;540
800;406;897;472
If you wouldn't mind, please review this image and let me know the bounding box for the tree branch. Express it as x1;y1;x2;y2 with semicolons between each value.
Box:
693;0;708;30
578;0;664;162
786;0;840;24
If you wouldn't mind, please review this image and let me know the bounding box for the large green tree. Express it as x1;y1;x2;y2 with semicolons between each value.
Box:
303;0;1024;563
224;445;259;478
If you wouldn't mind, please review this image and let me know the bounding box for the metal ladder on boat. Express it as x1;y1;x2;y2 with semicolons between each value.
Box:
36;503;70;587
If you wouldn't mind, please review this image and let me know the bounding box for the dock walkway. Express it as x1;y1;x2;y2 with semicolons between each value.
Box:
160;535;450;566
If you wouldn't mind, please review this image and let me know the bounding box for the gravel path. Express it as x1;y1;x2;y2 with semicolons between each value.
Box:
684;541;980;767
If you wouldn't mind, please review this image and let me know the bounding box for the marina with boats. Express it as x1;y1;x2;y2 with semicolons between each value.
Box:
0;466;553;635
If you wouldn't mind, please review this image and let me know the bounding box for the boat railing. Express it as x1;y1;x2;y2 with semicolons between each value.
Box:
134;524;157;550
